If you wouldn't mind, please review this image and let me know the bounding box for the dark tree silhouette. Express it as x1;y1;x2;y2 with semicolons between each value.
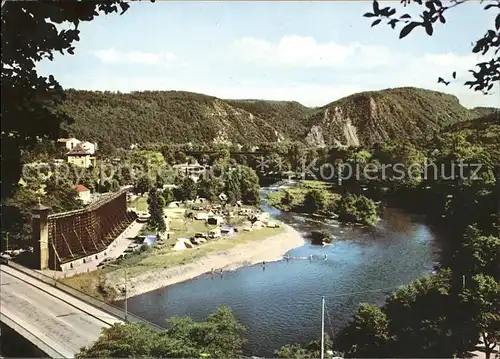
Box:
364;0;500;94
1;1;135;200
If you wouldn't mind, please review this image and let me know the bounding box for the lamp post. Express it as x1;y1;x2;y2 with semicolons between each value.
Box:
124;268;128;321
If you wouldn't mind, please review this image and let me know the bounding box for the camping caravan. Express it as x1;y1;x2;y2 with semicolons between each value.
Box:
220;226;235;236
207;216;223;225
208;228;221;239
194;212;209;221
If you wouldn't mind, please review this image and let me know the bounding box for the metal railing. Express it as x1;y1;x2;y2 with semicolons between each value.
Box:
5;261;165;332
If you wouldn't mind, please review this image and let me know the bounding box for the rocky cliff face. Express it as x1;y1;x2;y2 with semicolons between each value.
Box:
303;87;483;147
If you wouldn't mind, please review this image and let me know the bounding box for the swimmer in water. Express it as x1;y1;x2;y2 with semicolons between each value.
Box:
324;255;328;261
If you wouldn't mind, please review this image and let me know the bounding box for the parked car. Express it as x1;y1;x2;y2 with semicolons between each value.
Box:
97;258;115;267
125;244;140;253
134;236;146;244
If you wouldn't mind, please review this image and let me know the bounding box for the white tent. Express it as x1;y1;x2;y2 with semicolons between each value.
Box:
172;238;194;251
194;212;209;220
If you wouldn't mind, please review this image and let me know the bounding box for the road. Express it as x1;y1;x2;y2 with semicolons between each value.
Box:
0;265;123;357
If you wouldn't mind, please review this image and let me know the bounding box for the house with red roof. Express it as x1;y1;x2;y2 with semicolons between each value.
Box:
74;184;91;204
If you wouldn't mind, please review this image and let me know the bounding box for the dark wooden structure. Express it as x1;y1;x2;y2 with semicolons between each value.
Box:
32;189;137;270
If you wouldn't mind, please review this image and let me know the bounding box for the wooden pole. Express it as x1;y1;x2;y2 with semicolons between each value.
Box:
321;296;325;359
124;269;128;321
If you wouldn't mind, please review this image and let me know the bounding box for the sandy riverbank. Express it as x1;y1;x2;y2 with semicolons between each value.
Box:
117;224;305;299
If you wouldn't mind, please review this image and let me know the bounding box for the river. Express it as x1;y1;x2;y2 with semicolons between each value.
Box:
123;184;442;356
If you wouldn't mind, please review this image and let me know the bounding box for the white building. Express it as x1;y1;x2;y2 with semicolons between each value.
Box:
57;138;81;151
74;184;91;204
81;141;97;155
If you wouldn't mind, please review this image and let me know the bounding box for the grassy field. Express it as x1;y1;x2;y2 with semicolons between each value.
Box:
129;196;148;212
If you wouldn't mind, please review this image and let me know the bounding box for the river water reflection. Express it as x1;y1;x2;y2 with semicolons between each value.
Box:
123;186;442;356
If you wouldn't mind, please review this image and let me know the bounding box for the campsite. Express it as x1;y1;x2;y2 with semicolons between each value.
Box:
61;196;283;299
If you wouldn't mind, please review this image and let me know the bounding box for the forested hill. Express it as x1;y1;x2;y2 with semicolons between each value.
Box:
56;87;496;153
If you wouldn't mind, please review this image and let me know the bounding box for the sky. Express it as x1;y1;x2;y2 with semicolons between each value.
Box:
37;1;499;108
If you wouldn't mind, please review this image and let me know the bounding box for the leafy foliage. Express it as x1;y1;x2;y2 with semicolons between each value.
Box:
147;188;166;234
364;0;500;94
1;1;132;200
340;303;391;358
77;306;246;359
1;193;82;252
303;189;327;214
336;193;378;225
49;87;491;154
460;274;500;359
274;334;334;359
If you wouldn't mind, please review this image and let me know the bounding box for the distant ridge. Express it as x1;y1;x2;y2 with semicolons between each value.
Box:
54;87;496;152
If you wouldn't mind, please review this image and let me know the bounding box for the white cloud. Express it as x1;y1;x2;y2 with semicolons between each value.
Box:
233;36;403;69
232;35;482;73
43;36;496;110
234;36;354;68
93;48;178;66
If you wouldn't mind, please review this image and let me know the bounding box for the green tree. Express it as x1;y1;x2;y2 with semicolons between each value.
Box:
134;176;151;194
174;176;197;201
198;306;247;359
155;172;165;189
274;343;310;359
147;188;166;234
303;189;326;214
281;190;293;207
383;270;457;357
459;229;500;279
460;274;500;359
238;165;260;205
197;176;223;202
76;323;158;358
1;1;133;200
224;170;241;205
341;303;391;358
162;188;174;205
275;335;333;359
77;306;246;359
336;193;378;225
